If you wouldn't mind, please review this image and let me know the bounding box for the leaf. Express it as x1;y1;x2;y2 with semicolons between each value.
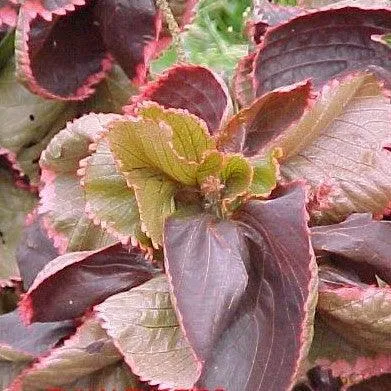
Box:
220;154;252;200
93;0;159;85
251;0;303;43
198;182;318;391
21;0;87;21
0;59;79;186
164;214;248;364
16;3;111;100
16;212;59;291
81;139;149;248
232;52;256;108
0;309;74;361
217;80;313;156
9;317;122;390
253;7;391;95
277;73;391;222
137;102;216;163
39;113;119;253
311;213;391;285
249;148;281;197
96;275;201;389
317;266;391;354
196;150;224;184
0;361;30;391
107;115;209;246
20;243;157;323
0;166;36;285
127;64;232;134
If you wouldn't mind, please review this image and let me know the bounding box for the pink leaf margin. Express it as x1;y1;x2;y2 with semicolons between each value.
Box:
15;5;113;101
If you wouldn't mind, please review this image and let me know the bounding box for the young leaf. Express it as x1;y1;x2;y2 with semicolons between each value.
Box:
39;113;119;253
16;213;59;291
0;59;78;186
199;182;318;390
220;155;253;200
20;243;157;323
137;102;216;163
249;148;281;197
8;317;122;390
82;139;149;247
276;73;391;222
0;167;36;286
164;214;248;364
253;7;391;95
127;64;232;134
311;213;391;284
0;309;74;360
16;3;111;100
96;275;201;389
107;116;208;246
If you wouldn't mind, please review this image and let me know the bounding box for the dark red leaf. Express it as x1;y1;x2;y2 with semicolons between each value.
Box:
93;0;160;85
127;64;232;134
253;7;391;96
348;374;391;390
198;182;317;390
311;214;391;285
218;80;313;155
163;214;248;364
16;3;111;100
251;0;303;44
20;243;158;323
22;0;86;21
0;309;74;357
16;213;59;291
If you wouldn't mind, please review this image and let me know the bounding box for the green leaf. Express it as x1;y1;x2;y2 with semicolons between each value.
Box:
96;275;200;389
0;167;36;284
107;112;216;246
39;113;118;253
220;155;252;200
249;148;281;197
0;59;79;186
137;103;216;163
82;139;150;247
196;150;224;184
9;317;122;390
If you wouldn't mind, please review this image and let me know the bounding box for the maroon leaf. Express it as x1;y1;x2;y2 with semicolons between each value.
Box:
20;243;158;323
16;3;111;100
126;64;232;134
218;80;313;155
0;309;74;358
311;214;391;285
198;182;318;390
253;7;391;96
163;214;248;364
16;212;59;291
232;52;256;108
348;374;391;390
251;0;304;44
0;1;18;28
93;0;160;85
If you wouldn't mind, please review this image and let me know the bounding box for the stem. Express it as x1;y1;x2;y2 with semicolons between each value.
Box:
155;0;186;61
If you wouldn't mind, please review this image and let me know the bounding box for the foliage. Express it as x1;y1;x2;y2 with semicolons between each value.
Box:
1;1;391;391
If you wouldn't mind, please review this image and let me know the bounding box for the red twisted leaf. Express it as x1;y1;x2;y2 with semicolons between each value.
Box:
232;52;256;108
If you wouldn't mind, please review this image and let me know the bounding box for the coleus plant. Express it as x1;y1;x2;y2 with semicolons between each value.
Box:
1;2;391;391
